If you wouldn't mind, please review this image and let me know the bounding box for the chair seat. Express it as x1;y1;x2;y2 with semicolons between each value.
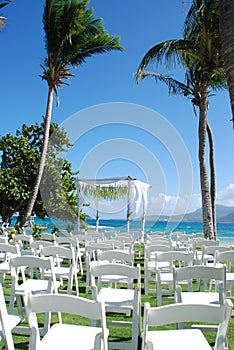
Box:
97;288;135;307
146;328;212;350
44;267;73;278
180;292;220;305
40;323;105;349
158;272;173;283
226;272;234;283
0;314;23;333
0;261;10;273
15;279;60;294
148;261;170;270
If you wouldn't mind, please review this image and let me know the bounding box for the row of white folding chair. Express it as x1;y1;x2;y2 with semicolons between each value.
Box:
91;262;141;350
141;299;233;350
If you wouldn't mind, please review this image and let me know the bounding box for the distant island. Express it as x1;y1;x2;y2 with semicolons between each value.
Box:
146;204;234;223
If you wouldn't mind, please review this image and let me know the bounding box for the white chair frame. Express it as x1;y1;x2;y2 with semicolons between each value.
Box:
141;299;233;350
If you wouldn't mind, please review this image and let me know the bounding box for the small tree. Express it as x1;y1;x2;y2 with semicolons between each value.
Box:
0;121;78;225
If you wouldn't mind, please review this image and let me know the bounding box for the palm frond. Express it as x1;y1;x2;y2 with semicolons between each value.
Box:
136;71;191;97
136;39;194;76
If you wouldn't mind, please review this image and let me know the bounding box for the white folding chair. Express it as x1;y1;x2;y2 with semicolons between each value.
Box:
9;255;60;334
202;245;233;266
173;265;226;312
26;293;108;350
85;241;116;293
189;238;219;264
97;249;135;287
55;236;84;276
155;251;194;306
141;299;233;350
144;244;172;295
0;243;21;287
12;234;34;255
0;283;23;350
30;240;54;256
91;263;141;349
215;250;234;311
39;245;79;295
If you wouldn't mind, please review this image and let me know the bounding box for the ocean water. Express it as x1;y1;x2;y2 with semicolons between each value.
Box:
30;217;234;244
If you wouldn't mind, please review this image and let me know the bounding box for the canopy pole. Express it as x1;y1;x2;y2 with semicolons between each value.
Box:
95;198;100;232
141;200;146;243
76;178;81;231
126;177;131;232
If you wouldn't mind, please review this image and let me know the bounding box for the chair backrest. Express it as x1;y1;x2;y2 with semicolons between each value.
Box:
98;249;134;266
0;242;21;257
142;299;233;350
91;263;141;291
26;293;108;350
215;250;234;272
12;233;33;243
145;244;172;261
155;251;194;270
39;245;76;267
39;245;75;263
40;232;55;241
202;245;233;264
10;255;57;286
173;265;226;293
189;237;219;250
0;283;16;350
30;240;54;256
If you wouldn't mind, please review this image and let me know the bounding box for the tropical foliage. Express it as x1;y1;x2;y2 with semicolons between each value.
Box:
219;0;234;128
136;0;226;239
21;0;123;227
0;121;79;225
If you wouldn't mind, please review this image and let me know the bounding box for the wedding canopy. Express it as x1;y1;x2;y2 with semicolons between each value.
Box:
75;176;151;232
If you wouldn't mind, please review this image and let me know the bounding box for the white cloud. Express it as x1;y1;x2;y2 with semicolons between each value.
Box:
146;183;234;217
216;184;234;206
147;193;201;216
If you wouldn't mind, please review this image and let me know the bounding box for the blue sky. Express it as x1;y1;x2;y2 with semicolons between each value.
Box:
1;0;234;219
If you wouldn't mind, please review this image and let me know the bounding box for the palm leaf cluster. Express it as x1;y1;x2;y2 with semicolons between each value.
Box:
41;0;123;96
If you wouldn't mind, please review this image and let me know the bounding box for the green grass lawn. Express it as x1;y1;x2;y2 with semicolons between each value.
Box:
2;246;234;349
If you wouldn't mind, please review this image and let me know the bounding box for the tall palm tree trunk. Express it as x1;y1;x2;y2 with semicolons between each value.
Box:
219;0;234;128
198;76;214;239
207;123;217;240
20;88;54;227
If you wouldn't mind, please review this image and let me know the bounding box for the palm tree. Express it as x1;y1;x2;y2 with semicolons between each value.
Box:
0;1;10;28
135;0;225;239
21;0;123;227
219;0;234;128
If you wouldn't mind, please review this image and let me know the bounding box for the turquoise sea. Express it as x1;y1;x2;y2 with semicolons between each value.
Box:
28;217;234;244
